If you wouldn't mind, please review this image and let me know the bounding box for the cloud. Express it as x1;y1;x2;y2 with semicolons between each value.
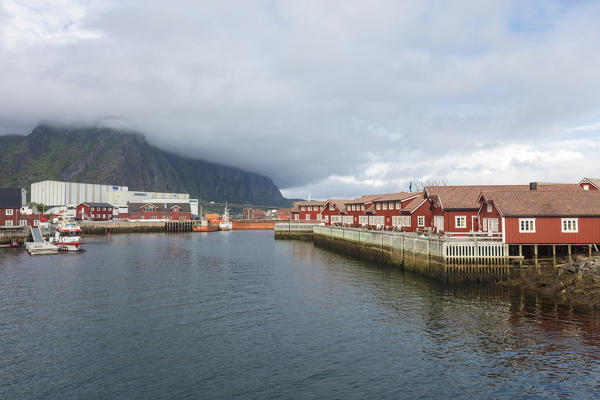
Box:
1;0;600;199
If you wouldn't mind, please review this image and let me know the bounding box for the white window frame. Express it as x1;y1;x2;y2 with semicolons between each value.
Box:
487;203;492;213
5;209;13;215
19;220;27;226
305;214;310;220
329;204;334;211
376;203;381;210
317;214;322;220
34;220;39;226
396;201;401;209
361;205;365;211
325;215;329;222
455;216;466;229
300;206;305;211
382;202;387;210
519;218;536;233
5;220;13;227
294;214;299;220
583;184;590;190
561;218;578;233
417;216;425;227
358;215;368;225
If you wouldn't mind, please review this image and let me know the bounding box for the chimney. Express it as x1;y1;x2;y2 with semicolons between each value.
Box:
529;182;538;191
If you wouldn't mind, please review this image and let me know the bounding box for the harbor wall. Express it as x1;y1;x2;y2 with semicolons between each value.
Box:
0;227;31;245
312;226;512;283
274;223;318;240
80;221;166;235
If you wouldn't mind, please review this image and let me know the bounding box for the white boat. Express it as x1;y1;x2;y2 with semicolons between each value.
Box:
219;204;233;231
51;212;85;251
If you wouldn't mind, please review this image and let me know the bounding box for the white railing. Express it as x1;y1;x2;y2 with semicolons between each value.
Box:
311;226;508;262
275;222;319;232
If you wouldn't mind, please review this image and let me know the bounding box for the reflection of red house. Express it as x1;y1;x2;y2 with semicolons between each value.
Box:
478;189;600;244
127;202;191;220
76;202;113;221
290;201;325;222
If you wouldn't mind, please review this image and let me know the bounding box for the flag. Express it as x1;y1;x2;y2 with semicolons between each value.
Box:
409;182;412;192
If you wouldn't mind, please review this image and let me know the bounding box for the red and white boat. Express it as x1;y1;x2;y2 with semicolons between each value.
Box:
52;213;85;251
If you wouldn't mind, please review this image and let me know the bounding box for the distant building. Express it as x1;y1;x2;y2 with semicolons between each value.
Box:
127;202;192;221
243;208;267;219
76;202;114;221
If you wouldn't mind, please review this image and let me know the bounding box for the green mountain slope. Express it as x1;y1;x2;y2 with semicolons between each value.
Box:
0;125;291;207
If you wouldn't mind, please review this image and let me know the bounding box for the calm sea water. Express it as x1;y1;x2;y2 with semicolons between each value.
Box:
1;231;599;399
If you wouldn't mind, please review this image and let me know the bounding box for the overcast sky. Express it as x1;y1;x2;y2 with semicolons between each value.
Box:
1;0;600;200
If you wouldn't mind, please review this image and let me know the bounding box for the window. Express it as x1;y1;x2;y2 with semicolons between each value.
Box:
396;201;401;209
300;206;305;211
305;214;310;220
583;184;590;190
294;214;299;220
389;202;393;209
325;215;329;222
34;220;39;226
519;218;536;233
180;216;185;220
317;214;322;220
561;218;578;233
5;220;13;226
359;216;368;225
19;220;27;226
361;204;365;211
455;216;466;229
401;216;411;227
418;216;425;227
487;203;492;213
5;209;13;215
329;204;334;210
382;202;387;210
331;216;342;223
342;215;353;224
486;218;499;232
91;207;95;211
376;203;381;210
102;207;106;211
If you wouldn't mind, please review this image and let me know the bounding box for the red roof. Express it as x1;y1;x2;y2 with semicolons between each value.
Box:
399;197;428;214
373;192;420;202
480;190;600;217
425;184;579;210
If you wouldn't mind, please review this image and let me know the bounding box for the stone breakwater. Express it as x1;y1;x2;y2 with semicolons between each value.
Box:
499;256;600;310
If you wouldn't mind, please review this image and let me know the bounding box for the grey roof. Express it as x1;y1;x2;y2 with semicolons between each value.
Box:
128;202;191;213
80;202;114;208
0;188;24;208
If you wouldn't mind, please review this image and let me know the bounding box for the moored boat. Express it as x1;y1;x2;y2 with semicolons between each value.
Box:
219;204;232;231
51;213;85;251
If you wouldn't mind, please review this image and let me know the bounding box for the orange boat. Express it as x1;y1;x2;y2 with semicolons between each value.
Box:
193;225;219;232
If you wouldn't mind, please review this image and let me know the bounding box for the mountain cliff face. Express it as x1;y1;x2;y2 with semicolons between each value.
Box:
0;125;291;207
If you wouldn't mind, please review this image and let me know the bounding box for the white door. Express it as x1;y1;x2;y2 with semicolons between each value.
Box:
434;216;444;232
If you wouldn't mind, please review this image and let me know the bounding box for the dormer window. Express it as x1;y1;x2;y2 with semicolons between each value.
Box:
329;204;334;210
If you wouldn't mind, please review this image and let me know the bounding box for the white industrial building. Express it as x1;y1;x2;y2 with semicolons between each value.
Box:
30;180;196;215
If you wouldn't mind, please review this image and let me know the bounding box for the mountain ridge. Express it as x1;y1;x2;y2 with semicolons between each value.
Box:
0;125;291;207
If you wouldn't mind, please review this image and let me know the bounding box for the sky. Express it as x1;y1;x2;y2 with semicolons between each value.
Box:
1;0;600;200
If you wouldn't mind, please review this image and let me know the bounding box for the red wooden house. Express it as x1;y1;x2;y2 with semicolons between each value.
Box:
76;202;114;221
398;196;431;232
578;178;600;191
0;188;42;228
128;202;192;220
319;200;350;226
478;190;600;244
368;192;421;229
290;201;325;222
424;183;579;235
343;194;382;227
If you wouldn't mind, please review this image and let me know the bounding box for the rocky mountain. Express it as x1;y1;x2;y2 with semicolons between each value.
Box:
0;125;291;207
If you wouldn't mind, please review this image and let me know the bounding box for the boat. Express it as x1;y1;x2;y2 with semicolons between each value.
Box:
51;212;85;251
219;204;233;231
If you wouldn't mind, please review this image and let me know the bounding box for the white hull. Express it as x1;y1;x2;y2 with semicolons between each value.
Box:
219;222;232;231
52;241;84;251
